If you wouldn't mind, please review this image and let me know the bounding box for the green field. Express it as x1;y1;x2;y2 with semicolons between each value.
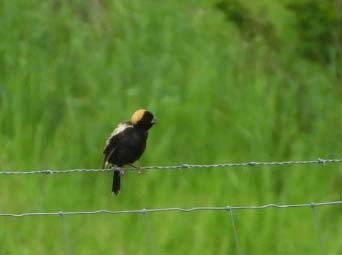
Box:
0;0;341;254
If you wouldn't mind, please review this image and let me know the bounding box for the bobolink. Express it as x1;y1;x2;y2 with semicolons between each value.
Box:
103;109;157;195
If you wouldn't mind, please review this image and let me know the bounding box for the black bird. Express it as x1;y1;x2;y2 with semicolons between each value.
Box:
103;109;157;195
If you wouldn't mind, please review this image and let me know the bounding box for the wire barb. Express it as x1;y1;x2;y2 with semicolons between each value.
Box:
1;158;342;175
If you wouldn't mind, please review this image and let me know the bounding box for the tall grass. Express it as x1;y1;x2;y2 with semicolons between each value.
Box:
0;0;341;254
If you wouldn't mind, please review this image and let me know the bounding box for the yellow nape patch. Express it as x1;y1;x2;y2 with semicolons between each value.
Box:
131;109;146;124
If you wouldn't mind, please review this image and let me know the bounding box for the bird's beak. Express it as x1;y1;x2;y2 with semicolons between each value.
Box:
151;117;158;124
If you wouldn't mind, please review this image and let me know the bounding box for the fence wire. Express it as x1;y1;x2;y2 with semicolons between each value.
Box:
311;205;326;255
0;158;341;175
1;159;341;255
228;208;242;255
0;201;341;217
59;213;73;255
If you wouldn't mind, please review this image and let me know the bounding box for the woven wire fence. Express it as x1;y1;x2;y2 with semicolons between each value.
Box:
1;158;342;255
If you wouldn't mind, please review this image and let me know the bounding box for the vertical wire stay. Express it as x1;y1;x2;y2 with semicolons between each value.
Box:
143;209;156;255
59;212;73;255
227;207;242;255
311;203;326;255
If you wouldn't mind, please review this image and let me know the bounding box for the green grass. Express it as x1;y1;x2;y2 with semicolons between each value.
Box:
0;0;341;254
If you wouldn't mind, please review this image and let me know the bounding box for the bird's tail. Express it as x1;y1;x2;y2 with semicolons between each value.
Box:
112;169;121;195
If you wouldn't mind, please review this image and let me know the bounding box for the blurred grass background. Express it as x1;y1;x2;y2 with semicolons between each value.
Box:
0;0;341;254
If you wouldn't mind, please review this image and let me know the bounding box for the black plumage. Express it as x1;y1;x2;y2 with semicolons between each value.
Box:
103;109;157;195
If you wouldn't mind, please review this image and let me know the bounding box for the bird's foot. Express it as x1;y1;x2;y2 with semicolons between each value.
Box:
128;164;144;174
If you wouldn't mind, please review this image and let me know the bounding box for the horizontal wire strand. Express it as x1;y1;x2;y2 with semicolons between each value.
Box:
0;201;341;217
0;158;341;175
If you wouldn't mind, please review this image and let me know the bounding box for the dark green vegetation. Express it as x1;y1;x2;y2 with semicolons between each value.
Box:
0;0;341;254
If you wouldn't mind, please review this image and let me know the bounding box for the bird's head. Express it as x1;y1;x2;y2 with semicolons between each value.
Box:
131;109;157;130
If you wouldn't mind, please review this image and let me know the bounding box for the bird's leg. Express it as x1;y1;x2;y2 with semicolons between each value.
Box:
128;164;144;174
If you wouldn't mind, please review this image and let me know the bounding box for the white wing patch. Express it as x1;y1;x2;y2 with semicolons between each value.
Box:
106;122;132;145
112;122;132;136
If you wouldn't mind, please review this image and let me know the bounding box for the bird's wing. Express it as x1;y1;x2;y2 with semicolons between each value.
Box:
103;142;117;168
103;122;132;168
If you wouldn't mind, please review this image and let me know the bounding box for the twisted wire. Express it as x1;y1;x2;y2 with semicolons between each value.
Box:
0;158;341;175
0;201;341;217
